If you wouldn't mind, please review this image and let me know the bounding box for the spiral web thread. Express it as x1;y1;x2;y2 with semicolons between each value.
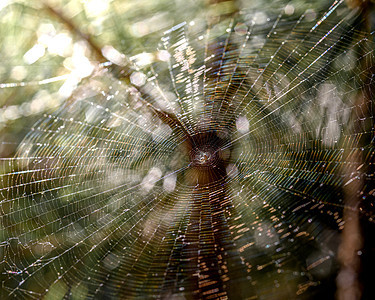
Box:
0;1;374;299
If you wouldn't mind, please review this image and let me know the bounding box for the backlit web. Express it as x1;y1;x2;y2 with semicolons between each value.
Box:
0;0;374;299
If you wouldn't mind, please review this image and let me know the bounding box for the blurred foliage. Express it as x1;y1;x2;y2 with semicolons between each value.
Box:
0;0;374;299
0;0;352;158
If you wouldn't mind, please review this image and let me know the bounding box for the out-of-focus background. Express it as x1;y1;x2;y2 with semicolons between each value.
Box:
0;0;338;160
1;1;374;299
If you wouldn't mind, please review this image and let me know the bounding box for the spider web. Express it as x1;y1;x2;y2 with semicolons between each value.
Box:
1;0;374;299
